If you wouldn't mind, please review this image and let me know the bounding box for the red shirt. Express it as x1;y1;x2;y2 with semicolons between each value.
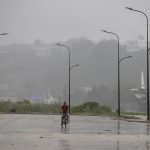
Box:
61;105;68;113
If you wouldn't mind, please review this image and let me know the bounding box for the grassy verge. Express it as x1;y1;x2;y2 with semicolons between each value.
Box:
0;100;145;120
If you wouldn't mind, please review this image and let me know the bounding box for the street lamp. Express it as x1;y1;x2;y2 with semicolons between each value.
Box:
125;7;150;120
56;43;79;114
101;30;132;116
101;29;120;116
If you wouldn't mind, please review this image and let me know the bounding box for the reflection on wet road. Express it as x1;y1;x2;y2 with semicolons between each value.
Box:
0;114;150;150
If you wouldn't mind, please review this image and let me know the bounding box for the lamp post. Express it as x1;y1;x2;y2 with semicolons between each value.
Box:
126;7;149;120
101;30;132;116
119;55;132;114
101;29;121;116
57;43;79;114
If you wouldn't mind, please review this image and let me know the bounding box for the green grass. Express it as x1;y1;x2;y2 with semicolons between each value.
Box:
0;100;146;119
71;102;112;115
0;100;60;114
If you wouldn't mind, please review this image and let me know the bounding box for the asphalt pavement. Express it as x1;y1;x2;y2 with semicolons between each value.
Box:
0;114;150;150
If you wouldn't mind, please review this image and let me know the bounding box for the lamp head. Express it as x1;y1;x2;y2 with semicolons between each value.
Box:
76;64;80;67
56;43;65;47
101;29;107;33
127;56;132;59
0;33;8;35
56;43;61;46
125;7;134;11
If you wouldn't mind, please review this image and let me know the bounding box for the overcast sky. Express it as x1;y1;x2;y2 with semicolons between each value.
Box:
0;0;150;45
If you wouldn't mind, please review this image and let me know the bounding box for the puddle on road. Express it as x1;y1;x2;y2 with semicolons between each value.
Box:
60;117;150;135
1;115;150;150
58;137;150;150
58;117;150;150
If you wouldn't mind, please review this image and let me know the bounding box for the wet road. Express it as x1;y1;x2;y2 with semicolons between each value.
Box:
0;114;150;150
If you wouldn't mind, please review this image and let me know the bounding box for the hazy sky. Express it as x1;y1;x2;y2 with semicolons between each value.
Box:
0;0;150;45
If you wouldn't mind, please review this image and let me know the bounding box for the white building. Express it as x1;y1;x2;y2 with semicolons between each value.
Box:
43;91;58;104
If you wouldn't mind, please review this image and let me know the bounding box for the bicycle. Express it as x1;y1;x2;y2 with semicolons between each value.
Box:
61;113;69;128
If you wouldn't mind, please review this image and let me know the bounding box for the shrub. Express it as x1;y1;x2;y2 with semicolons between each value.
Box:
71;101;112;115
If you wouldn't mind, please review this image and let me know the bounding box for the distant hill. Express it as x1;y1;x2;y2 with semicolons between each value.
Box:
0;37;148;110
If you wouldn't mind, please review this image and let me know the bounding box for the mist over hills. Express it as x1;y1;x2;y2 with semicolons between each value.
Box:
0;37;148;110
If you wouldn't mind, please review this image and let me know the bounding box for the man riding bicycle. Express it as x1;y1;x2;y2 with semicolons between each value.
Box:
61;101;69;128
